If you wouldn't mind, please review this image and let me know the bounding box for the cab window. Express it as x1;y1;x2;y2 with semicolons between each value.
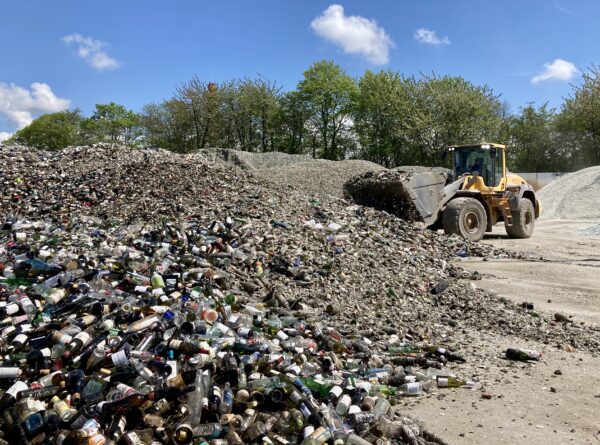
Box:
453;148;501;186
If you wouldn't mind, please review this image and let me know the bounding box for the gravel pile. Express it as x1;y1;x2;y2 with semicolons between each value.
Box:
254;159;386;199
198;148;386;198
394;166;452;175
198;148;313;170
538;166;600;220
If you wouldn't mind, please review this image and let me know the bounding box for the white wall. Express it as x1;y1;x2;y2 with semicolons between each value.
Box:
515;172;565;189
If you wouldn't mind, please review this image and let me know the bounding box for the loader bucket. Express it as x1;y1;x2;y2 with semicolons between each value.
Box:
343;170;448;225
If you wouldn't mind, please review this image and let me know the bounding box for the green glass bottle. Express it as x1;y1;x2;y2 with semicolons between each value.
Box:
369;384;397;397
387;344;420;354
436;376;467;388
299;378;331;398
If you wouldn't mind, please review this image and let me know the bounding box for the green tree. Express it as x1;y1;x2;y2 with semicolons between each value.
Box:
219;77;281;152
415;75;504;165
352;70;411;166
176;77;220;150
140;100;196;152
87;102;141;146
273;90;312;154
558;65;600;167
505;103;568;172
353;73;504;167
298;60;357;159
245;77;281;152
8;110;83;150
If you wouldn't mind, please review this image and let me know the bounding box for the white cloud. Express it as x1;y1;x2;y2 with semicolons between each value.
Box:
0;132;13;142
63;33;120;71
414;28;450;46
554;3;576;16
531;58;578;84
311;4;394;65
0;82;71;129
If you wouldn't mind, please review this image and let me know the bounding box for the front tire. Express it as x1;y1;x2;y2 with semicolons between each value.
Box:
505;199;535;239
442;198;487;242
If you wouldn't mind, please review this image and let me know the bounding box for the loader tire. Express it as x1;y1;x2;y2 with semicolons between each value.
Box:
505;199;535;239
442;198;487;242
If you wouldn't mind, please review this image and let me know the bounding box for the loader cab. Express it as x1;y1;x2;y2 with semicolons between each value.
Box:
448;143;506;188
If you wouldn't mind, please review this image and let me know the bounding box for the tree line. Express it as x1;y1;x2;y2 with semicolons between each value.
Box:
7;61;600;172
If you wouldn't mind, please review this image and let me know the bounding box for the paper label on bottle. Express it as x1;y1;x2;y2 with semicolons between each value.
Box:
329;386;343;399
166;360;178;380
55;331;72;344
13;333;28;345
12;314;29;324
303;425;315;438
101;319;114;330
355;381;372;392
237;328;251;338
18;295;34;307
348;404;361;414
0;367;21;378
43;274;60;287
74;331;92;345
169;340;182;350
338;394;351;406
40;371;62;386
406;382;422;393
5;303;19;315
111;350;130;366
55;401;71;419
286;364;301;375
78;315;95;327
437;377;449;388
7;380;28;398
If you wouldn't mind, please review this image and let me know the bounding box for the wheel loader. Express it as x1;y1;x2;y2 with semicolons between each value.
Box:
345;143;541;242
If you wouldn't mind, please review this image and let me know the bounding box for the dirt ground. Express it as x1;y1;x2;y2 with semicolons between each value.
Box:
404;220;600;445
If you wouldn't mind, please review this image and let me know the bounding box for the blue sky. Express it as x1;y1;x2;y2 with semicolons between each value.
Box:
1;0;599;139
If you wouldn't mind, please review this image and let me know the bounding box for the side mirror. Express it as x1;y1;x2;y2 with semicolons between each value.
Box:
441;150;448;160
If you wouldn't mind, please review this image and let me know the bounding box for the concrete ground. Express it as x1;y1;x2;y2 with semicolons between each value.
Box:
404;220;600;445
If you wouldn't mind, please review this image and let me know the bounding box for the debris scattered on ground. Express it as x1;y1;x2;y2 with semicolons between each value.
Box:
554;313;573;324
506;348;543;361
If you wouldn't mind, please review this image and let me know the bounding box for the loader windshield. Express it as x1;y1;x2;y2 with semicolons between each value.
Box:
453;147;501;186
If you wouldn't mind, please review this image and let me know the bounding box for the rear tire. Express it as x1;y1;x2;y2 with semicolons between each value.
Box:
442;198;487;242
505;199;535;239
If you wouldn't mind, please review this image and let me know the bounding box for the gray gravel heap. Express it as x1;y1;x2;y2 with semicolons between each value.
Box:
538;166;600;220
198;148;386;198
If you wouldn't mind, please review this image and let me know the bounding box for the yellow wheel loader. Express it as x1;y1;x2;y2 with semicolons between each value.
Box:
345;143;542;242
